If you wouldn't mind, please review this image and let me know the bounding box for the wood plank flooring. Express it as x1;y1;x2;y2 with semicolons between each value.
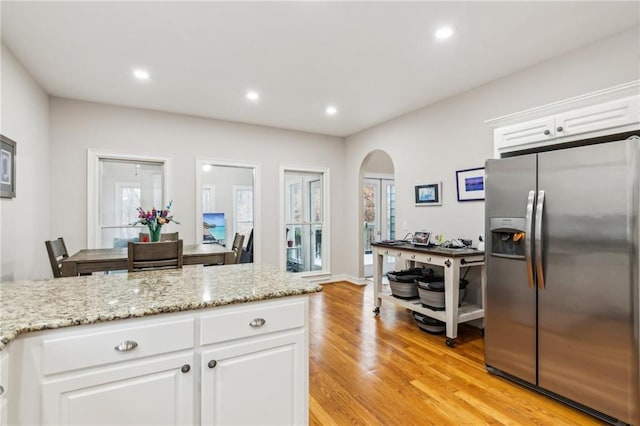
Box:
308;282;603;425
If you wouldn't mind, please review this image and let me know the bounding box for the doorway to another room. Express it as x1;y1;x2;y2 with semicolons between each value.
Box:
196;160;258;263
361;151;395;278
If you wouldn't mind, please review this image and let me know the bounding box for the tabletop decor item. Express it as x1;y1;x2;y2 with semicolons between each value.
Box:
131;201;179;242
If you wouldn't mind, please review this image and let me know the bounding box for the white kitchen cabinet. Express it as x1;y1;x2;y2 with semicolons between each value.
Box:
199;297;308;425
6;296;309;425
0;351;8;426
42;353;194;426
201;331;306;425
495;96;639;155
489;82;640;157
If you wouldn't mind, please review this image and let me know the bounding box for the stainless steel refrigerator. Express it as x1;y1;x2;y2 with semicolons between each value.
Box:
484;135;639;425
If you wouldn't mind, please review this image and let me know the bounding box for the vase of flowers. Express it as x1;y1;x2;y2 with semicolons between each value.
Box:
131;201;180;242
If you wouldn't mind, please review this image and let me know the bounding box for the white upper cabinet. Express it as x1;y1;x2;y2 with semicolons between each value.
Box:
488;81;640;157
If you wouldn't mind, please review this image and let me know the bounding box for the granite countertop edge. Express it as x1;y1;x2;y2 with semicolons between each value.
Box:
0;264;322;352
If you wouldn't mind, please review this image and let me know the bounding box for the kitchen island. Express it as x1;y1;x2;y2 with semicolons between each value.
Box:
0;264;322;425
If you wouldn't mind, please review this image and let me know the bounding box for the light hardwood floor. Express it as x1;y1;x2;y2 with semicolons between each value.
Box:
308;282;602;425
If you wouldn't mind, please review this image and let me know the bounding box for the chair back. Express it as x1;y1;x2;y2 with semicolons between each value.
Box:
230;233;245;264
138;232;179;242
240;229;254;263
45;237;69;278
127;240;183;272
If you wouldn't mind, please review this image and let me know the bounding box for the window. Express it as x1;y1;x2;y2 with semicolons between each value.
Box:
88;153;171;248
233;185;254;244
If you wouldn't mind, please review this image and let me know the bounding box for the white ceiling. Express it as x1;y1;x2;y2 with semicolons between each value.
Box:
2;1;638;137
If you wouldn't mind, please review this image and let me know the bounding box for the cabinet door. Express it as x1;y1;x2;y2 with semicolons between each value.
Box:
555;96;639;138
201;330;307;426
494;116;555;152
42;353;194;426
0;351;6;426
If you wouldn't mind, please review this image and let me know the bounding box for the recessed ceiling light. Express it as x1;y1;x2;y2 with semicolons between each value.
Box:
133;68;150;80
434;26;454;40
325;105;338;116
246;90;259;101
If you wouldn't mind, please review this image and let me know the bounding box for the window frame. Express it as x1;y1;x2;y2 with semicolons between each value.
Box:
279;166;330;276
87;150;173;249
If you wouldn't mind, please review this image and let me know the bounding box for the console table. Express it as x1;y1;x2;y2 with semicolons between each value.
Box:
372;242;485;347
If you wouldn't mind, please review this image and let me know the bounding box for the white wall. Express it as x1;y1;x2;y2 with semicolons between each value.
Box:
0;45;50;281
49;98;345;271
344;28;640;278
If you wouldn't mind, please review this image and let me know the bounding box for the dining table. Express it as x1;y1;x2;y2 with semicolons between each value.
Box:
60;243;235;277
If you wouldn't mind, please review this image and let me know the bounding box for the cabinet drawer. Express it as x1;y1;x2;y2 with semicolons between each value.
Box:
200;298;306;345
42;317;195;375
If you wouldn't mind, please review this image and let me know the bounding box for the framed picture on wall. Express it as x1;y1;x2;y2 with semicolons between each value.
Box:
456;167;485;201
0;135;16;198
414;182;442;206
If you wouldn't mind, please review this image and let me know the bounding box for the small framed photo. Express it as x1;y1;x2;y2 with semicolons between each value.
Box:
0;135;16;198
415;182;442;206
456;167;485;201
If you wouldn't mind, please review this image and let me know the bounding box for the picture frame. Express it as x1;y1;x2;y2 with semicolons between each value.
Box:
0;135;16;199
456;167;485;201
414;182;442;206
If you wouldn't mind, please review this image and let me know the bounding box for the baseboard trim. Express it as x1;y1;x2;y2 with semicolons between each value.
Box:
312;274;367;286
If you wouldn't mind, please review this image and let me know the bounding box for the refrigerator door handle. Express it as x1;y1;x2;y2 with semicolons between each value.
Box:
525;190;536;289
535;190;546;290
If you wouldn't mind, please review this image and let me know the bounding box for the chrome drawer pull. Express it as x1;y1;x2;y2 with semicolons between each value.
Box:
249;318;266;328
114;340;138;352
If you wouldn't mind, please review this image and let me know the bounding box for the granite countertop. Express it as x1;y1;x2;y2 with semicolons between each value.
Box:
0;264;322;352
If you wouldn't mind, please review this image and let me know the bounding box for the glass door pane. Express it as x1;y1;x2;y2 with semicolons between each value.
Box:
363;178;396;277
284;171;324;273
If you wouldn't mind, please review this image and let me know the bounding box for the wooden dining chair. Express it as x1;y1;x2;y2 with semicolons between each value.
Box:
138;232;179;242
229;233;245;264
127;240;183;272
45;237;69;278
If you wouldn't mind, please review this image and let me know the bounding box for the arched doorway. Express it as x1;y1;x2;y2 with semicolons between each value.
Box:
359;150;395;278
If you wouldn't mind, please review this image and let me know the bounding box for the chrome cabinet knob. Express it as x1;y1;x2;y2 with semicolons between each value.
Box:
181;364;191;373
0;385;4;395
250;318;266;328
556;126;563;132
543;129;551;136
114;340;138;352
208;360;217;369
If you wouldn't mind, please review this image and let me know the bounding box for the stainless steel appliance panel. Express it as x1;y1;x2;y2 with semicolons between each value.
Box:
537;139;639;423
485;155;537;383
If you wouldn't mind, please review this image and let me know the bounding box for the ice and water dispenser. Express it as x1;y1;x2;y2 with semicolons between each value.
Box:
489;218;526;258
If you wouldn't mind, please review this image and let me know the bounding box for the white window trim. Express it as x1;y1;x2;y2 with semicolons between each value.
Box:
87;150;173;249
195;158;261;263
279;165;330;276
